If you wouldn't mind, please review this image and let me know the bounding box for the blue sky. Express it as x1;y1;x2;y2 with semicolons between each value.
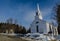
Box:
0;0;60;29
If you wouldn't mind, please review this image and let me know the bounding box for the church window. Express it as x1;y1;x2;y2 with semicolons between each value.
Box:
36;25;39;32
49;25;51;31
48;25;52;34
36;21;39;24
36;12;38;15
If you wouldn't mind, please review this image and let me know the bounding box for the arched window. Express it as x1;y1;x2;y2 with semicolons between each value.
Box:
36;21;39;24
49;25;51;31
48;25;52;34
36;12;38;16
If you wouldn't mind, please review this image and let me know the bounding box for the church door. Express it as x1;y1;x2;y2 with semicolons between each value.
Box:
36;25;39;32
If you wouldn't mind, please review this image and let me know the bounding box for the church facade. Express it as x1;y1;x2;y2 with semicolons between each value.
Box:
30;4;58;35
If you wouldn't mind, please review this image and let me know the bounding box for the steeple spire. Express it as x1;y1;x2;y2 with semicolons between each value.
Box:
36;3;42;20
37;3;40;13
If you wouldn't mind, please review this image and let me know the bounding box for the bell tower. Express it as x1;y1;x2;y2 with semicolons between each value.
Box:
35;3;42;20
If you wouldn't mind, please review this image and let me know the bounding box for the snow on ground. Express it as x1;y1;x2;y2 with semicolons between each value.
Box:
0;33;59;41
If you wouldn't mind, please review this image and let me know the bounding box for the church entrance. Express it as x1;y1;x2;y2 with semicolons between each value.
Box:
36;25;39;32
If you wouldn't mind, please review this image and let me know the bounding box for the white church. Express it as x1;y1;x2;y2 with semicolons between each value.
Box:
30;4;58;36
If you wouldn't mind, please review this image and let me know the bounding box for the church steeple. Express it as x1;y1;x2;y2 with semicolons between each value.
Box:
36;3;42;20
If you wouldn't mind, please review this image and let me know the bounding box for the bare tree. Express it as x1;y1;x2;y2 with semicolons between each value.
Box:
53;4;60;34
